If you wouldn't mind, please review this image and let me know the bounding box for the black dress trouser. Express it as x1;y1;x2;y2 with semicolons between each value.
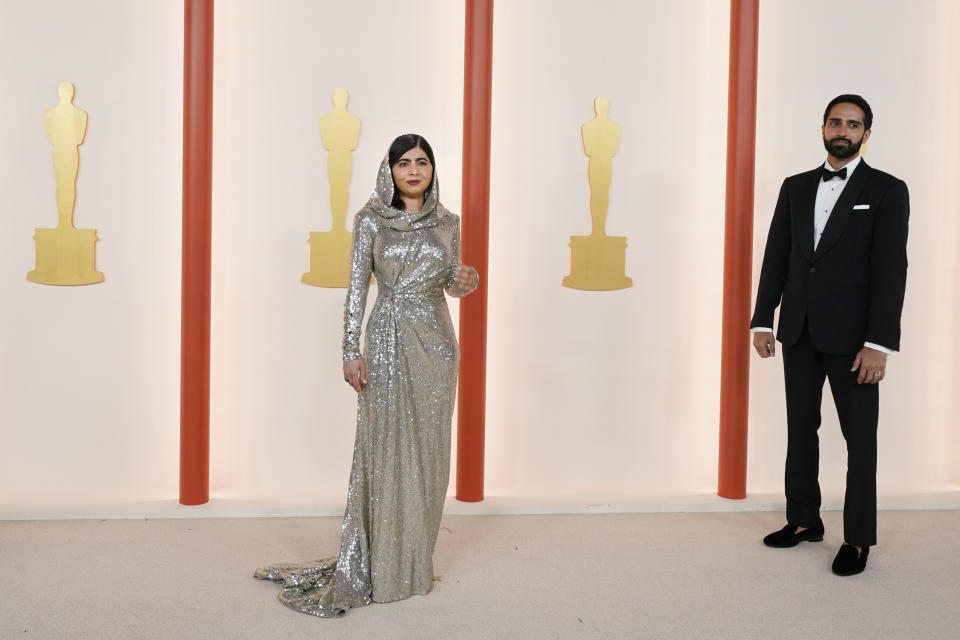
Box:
781;323;879;547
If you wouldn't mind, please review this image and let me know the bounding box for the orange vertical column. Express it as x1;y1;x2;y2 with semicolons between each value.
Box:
718;0;759;500
456;0;494;502
180;0;214;506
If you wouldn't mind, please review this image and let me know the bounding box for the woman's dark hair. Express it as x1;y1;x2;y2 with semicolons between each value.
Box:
823;94;873;130
387;134;436;209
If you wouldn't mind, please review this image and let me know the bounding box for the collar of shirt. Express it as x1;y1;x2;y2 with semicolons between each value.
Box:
822;154;862;179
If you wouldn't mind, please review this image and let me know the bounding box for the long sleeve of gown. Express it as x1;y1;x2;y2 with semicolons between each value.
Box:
342;211;375;362
444;216;477;298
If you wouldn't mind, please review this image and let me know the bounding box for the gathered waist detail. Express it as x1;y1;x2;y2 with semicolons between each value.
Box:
375;288;445;302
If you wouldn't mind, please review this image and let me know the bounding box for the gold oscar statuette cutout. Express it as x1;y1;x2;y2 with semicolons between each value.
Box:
27;82;104;285
302;88;362;288
562;96;632;291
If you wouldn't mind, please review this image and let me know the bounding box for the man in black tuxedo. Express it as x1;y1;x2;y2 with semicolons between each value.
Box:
751;94;909;576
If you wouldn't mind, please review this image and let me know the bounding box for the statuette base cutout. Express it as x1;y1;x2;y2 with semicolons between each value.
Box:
563;234;632;291
27;226;104;286
302;230;352;288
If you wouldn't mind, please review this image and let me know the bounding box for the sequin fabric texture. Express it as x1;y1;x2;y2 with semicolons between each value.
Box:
255;151;476;617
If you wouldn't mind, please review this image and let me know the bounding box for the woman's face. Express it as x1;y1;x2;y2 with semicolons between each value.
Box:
391;146;433;203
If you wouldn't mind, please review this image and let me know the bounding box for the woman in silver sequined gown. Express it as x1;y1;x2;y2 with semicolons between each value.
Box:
255;135;478;617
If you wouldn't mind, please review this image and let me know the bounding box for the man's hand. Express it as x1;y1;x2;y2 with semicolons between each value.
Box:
753;332;776;358
851;347;887;384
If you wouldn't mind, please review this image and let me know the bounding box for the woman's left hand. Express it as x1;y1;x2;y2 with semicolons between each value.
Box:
454;264;479;291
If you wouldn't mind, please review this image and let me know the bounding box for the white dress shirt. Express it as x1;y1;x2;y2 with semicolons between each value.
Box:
814;155;861;250
753;155;894;354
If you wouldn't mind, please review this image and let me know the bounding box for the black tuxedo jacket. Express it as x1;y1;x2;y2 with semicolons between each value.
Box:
750;160;909;354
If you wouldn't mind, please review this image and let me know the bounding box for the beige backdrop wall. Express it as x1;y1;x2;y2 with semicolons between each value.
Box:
484;0;730;502
0;1;183;511
1;0;957;518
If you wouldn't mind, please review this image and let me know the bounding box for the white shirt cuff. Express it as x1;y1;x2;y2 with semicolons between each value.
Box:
750;330;893;354
864;342;895;354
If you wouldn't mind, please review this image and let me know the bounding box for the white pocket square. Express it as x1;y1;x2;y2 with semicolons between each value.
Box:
852;204;870;210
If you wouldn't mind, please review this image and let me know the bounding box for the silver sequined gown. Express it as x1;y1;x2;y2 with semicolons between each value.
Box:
255;153;476;617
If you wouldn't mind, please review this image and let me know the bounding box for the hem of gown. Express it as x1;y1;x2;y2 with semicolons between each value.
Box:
272;585;432;617
278;593;353;618
372;581;433;604
257;570;436;617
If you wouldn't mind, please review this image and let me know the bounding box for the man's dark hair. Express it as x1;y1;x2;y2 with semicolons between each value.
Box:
823;94;873;130
387;133;436;210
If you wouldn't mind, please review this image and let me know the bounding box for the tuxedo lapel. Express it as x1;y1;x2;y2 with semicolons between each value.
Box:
814;160;871;259
794;167;821;261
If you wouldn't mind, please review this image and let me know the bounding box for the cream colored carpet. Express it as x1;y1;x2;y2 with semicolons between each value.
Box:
2;511;958;639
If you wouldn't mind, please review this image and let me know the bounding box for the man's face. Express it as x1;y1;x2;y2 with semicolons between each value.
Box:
822;103;871;160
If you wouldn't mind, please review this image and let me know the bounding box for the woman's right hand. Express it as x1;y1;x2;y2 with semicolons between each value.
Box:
343;358;368;393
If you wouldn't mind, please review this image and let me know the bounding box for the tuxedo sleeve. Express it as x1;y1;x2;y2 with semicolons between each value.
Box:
750;180;791;329
865;179;909;351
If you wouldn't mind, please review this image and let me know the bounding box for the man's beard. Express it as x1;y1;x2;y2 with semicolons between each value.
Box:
823;135;863;159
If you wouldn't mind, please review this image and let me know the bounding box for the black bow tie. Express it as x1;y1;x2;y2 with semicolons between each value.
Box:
821;166;847;182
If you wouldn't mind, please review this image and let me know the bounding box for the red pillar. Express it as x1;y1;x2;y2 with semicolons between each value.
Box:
718;0;759;500
180;0;214;506
456;0;494;502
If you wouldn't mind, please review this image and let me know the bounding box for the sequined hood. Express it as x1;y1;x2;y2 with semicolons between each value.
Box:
358;149;450;231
